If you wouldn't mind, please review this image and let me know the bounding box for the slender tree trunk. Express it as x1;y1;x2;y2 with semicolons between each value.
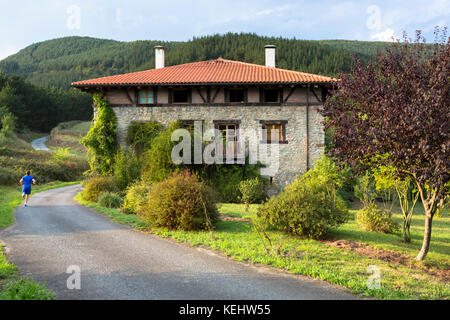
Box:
415;213;433;261
402;219;411;243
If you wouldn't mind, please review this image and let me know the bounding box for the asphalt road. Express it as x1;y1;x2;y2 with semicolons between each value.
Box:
0;185;357;300
30;136;50;151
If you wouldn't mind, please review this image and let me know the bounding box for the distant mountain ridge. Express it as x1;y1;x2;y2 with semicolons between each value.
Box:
0;33;388;90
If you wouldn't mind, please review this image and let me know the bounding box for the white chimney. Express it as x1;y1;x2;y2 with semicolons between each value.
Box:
155;46;165;69
265;45;276;67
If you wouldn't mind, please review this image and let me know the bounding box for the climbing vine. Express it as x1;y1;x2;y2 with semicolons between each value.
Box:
82;93;118;175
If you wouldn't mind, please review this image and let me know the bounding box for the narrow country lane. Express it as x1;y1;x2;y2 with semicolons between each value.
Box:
0;185;357;300
30;136;51;152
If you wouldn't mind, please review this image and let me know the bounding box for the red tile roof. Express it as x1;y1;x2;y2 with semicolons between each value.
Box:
71;58;336;87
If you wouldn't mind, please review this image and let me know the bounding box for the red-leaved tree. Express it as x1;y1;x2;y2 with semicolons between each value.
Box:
321;29;449;261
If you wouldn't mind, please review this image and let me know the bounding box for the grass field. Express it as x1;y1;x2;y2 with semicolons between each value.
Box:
75;194;449;300
0;181;80;300
48;120;91;156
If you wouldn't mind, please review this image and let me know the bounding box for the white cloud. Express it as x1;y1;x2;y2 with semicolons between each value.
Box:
370;28;396;42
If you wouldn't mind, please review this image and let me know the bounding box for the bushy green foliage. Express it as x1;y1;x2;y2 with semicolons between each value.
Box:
0;167;18;185
123;180;150;214
239;177;266;208
82;176;118;202
113;149;142;191
356;203;399;234
138;170;218;231
127;121;164;156
354;171;377;207
98;192;123;208
0;112;16;138
202;162;265;203
303;155;354;201
141;122;183;183
51;147;72;162
0;155;88;184
258;176;349;239
82;94;118;175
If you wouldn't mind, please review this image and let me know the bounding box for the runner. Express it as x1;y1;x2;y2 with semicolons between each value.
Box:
19;170;36;207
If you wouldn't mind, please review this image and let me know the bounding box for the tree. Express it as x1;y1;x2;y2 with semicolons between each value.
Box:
321;29;449;260
373;166;419;243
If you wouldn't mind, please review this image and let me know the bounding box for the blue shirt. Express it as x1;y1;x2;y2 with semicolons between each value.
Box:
22;175;34;187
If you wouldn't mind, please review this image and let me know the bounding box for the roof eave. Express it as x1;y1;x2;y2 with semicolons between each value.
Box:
71;81;337;89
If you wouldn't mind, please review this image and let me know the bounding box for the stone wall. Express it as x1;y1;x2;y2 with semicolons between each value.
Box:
106;103;324;188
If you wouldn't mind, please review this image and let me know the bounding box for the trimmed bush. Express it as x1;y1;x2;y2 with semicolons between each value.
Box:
258;176;349;239
356;203;399;234
123;180;150;214
138;170;218;231
98;192;123;208
239;177;266;208
82;176;118;202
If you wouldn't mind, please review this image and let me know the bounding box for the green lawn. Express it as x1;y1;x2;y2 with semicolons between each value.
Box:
0;181;80;300
76;195;449;300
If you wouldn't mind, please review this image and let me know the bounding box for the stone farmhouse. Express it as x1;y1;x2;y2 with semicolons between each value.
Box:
72;45;336;187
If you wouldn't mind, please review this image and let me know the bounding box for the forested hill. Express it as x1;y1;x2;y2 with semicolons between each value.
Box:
0;33;387;90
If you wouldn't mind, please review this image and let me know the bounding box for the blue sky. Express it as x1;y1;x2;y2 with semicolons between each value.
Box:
0;0;448;60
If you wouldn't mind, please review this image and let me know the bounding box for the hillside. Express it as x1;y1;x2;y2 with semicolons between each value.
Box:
0;33;388;90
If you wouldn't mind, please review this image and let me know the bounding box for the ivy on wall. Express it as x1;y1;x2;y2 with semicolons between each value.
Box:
82;93;118;175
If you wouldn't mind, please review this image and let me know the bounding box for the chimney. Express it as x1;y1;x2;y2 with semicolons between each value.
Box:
264;45;276;67
155;46;165;69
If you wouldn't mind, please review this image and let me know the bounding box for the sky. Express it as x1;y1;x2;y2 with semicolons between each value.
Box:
0;0;449;60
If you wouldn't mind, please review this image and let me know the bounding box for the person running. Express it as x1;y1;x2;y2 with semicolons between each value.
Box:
20;170;36;207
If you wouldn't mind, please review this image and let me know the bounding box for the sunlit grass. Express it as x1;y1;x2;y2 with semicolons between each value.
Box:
77;195;450;300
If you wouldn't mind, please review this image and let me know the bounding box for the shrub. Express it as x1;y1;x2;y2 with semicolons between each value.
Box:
52;147;72;162
0;167;18;185
113;150;142;191
141;122;183;183
82;176;118;202
127;121;164;156
258;176;349;239
138;170;218;231
123;180;150;214
356;203;399;234
239;177;266;209
303;155;355;201
354;171;377;207
204;162;265;203
98;192;123;208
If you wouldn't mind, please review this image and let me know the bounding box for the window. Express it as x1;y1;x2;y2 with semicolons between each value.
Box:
228;88;245;103
172;88;190;104
214;121;240;158
261;120;288;144
263;88;280;103
139;89;154;104
180;120;203;134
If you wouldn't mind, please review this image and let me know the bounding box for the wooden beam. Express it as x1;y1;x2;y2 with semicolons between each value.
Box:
283;87;296;103
211;86;221;103
309;86;321;103
123;88;134;105
196;87;206;103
